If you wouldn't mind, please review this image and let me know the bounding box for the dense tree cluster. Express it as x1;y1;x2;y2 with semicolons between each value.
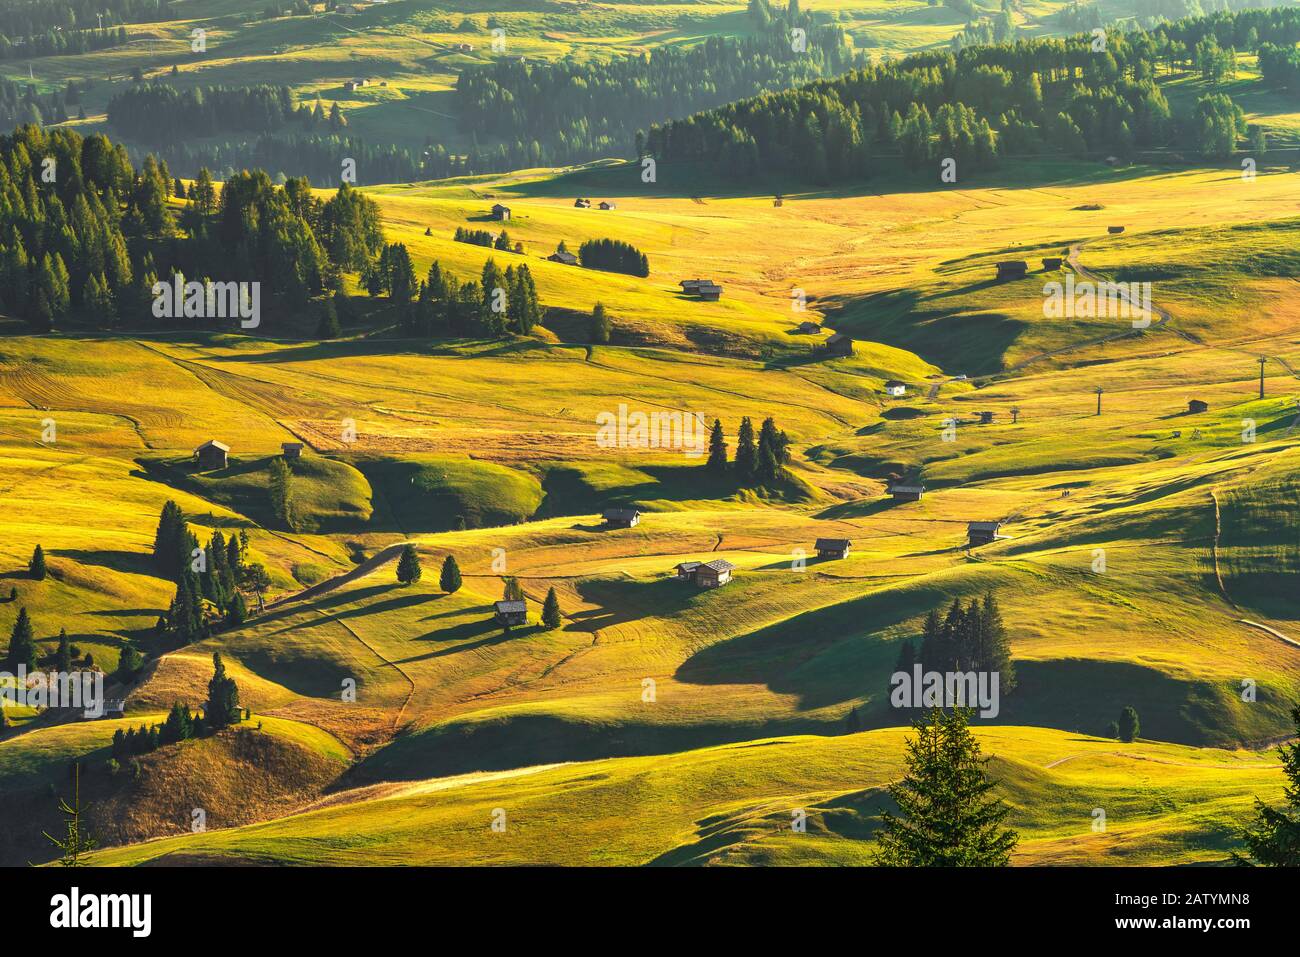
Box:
0;0;172;39
0;78;82;135
893;595;1016;692
577;238;649;278
0;125;385;331
706;416;790;487
0;25;127;60
644;8;1300;181
156;133;418;187
372;251;542;339
152;502;252;646
453;0;859;168
107;85;322;144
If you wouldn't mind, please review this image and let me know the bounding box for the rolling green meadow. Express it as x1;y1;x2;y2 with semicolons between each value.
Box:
2;0;1300;870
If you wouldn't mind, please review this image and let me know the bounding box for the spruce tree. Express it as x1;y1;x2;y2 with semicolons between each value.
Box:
440;555;462;594
541;586;561;629
874;708;1018;866
55;628;71;672
396;544;422;585
502;577;523;601
706;419;728;474
1235;703;1300;866
980;592;1015;691
225;591;247;629
268;456;296;531
205;652;240;729
1118;706;1140;743
590;302;610;344
734;416;757;484
29;544;47;580
6;607;37;673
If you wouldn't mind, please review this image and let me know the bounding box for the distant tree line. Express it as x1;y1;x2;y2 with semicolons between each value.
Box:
0;0;172;43
643;7;1300;181
453;0;860;168
106;85;344;145
0;25;128;60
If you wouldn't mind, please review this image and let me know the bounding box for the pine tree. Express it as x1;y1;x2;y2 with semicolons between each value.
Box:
396;544;422;585
29;544;47;580
590;302;610;344
440;555;462;593
55;628;71;672
268;456;296;531
205;652;240;729
734;416;757;484
225;591;247;629
706;419;728;474
44;763;97;866
316;297;341;338
1118;706;1140;743
1235;703;1300;865
875;708;1018;866
979;592;1015;691
6;607;37;673
541;586;561;629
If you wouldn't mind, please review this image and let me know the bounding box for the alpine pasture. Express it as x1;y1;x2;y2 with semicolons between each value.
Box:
1;0;1299;869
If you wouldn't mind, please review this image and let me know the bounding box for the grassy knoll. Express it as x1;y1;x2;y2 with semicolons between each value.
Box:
82;726;1283;866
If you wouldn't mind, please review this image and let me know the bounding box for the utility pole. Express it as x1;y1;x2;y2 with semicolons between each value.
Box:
1095;386;1103;416
1259;356;1267;400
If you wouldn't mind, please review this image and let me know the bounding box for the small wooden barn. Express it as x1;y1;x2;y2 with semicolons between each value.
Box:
675;561;702;581
884;380;907;397
494;600;527;627
1188;399;1208;414
598;201;617;210
1042;257;1063;270
825;333;854;357
696;283;723;301
888;484;925;502
967;521;1002;546
194;439;230;470
574;198;591;208
694;559;735;588
602;507;641;528
281;442;304;460
996;261;1029;280
490;203;511;221
815;538;852;560
548;248;579;265
977;411;995;424
796;321;821;334
1108;225;1125;234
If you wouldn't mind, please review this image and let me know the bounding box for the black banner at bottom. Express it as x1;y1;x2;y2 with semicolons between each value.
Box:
11;864;1279;945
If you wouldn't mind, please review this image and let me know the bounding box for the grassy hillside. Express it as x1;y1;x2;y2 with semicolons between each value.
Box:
82;726;1284;866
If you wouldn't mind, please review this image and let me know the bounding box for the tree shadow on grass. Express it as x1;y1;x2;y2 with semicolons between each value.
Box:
53;548;157;579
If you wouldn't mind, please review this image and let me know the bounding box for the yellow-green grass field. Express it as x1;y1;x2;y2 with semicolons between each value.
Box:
4;157;1300;865
82;727;1285;866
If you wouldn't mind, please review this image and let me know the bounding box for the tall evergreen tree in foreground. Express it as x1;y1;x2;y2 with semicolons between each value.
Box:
874;708;1018;866
396;544;422;585
44;763;96;867
5;607;37;673
1118;706;1140;743
55;628;71;673
440;555;462;594
1235;703;1300;866
29;545;47;580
